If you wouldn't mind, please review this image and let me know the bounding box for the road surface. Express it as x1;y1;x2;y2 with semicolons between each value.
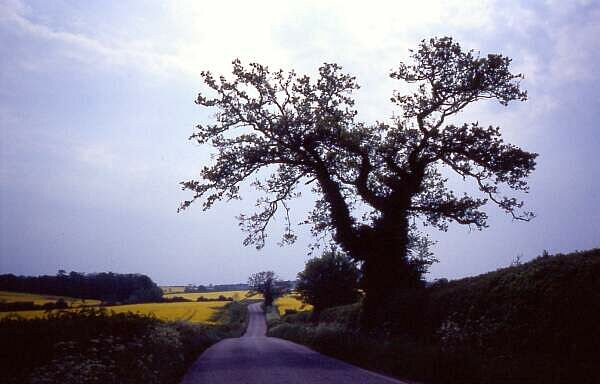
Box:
180;302;407;384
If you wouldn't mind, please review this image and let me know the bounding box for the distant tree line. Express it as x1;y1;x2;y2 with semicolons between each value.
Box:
183;281;295;293
196;295;234;302
184;283;249;293
0;271;163;304
0;299;69;312
160;295;233;303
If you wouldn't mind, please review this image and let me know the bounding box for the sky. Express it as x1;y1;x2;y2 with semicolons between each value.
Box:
1;0;599;285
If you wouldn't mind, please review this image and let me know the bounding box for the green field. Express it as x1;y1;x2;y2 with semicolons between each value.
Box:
0;290;101;307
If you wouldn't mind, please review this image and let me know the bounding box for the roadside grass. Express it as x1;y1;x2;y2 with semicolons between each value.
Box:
0;290;101;307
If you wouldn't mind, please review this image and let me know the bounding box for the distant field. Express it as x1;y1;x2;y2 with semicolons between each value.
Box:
160;286;186;294
275;294;312;315
163;290;261;301
0;291;101;307
105;301;228;323
0;289;265;322
0;300;229;323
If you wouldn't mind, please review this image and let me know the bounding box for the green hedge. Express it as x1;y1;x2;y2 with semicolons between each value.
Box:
427;249;600;355
269;249;600;384
0;302;247;384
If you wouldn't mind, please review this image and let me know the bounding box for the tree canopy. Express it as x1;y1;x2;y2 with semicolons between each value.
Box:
296;250;361;315
247;271;286;307
182;36;537;329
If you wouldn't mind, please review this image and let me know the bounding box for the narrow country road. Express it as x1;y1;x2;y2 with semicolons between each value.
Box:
180;302;407;384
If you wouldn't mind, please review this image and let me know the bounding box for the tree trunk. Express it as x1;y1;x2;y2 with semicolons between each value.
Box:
358;213;424;333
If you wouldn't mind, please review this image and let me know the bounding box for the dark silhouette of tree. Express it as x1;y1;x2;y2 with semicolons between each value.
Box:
296;250;360;316
248;271;283;307
181;37;537;329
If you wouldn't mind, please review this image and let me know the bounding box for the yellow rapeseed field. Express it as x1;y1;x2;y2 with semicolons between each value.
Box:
0;300;230;323
163;290;261;301
0;291;101;307
103;301;228;323
0;289;264;323
275;294;312;315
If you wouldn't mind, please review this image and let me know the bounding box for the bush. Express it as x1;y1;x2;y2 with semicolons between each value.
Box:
0;299;70;312
318;303;361;329
161;296;192;303
268;249;600;384
0;304;247;384
296;250;360;315
282;310;312;324
426;249;600;356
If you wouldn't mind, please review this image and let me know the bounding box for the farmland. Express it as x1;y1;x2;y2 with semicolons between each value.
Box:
275;294;312;315
0;290;101;307
163;290;259;301
161;286;186;294
0;299;229;323
104;301;228;323
0;289;306;322
0;290;248;323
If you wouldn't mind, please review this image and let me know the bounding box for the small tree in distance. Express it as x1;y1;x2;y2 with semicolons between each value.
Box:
296;250;361;316
248;271;282;307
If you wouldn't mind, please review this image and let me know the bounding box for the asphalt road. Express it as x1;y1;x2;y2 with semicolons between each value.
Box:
180;302;407;384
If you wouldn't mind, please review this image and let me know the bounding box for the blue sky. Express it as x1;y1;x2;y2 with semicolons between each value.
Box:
1;0;599;284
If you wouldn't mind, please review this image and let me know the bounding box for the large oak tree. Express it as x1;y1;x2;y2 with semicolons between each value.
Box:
181;37;537;329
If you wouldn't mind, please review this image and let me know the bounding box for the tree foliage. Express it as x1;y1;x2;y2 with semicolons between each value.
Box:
0;272;163;303
182;36;537;328
247;271;285;307
296;250;360;315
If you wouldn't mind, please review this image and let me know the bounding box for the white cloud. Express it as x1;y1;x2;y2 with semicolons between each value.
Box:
1;0;192;77
0;0;498;79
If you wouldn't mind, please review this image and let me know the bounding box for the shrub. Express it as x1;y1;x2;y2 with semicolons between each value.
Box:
268;249;600;384
282;310;312;324
318;303;361;329
0;304;247;384
296;250;360;315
